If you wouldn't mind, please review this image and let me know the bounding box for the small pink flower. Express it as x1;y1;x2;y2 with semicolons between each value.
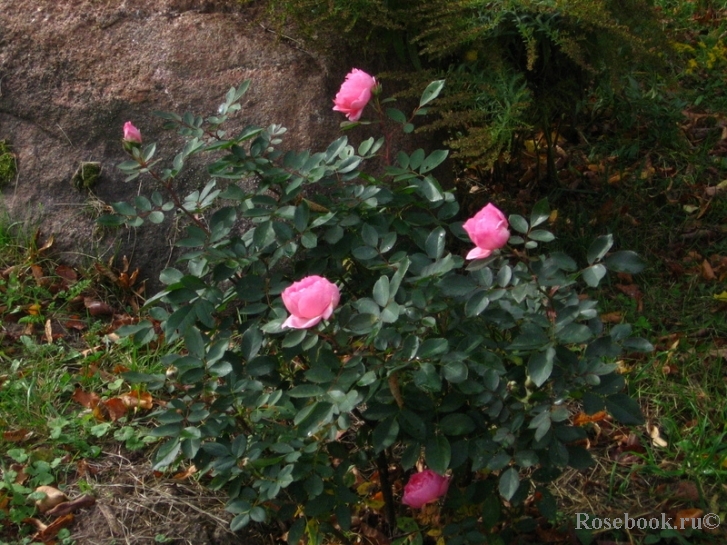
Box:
123;121;142;143
332;68;377;122
402;469;450;509
462;203;510;260
282;275;340;329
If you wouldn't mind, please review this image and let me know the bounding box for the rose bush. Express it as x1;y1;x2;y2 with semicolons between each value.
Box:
332;68;377;121
281;275;340;329
103;76;651;544
402;470;450;509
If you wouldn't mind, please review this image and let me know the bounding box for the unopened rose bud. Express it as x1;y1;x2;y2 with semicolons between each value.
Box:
123;121;142;144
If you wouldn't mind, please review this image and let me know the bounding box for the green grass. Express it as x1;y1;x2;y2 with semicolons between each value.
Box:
0;225;169;543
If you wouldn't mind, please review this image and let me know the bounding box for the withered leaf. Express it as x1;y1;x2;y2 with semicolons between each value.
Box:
103;398;127;421
71;387;100;409
84;298;114;317
34;486;67;513
34;513;74;543
3;428;32;443
45;494;96;517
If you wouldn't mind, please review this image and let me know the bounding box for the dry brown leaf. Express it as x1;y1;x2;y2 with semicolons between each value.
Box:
45;494;96;517
118;390;153;410
675;508;704;530
656;481;700;502
75;459;99;478
34;233;55;254
600;312;623;324
83;298;114;317
34;486;67;513
103;398;128;421
71;387;100;409
92;402;110;422
701;259;715;280
3;428;33;443
574;411;608;426
34;513;74;543
44;319;53;344
11;463;29;485
54;265;77;283
64;317;86;331
172;465;198;480
30;264;46;286
648;423;668;448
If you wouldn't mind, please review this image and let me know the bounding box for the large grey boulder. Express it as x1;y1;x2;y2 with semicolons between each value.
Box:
0;0;345;288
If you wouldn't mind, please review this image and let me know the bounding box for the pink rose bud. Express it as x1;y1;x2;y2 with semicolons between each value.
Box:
402;469;450;509
462;203;510;260
123;121;142;144
332;68;377;122
281;275;340;329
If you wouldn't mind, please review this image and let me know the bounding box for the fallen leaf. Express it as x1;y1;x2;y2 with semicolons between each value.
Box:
45;494;96;517
34;486;68;513
701;259;715;280
64;317;86;331
3;428;32;442
34;233;55;254
76;459;99;478
574;411;608;426
118;391;153;410
11;464;29;485
54;265;78;283
44;319;53;344
648;424;668;448
600;312;623;324
709;348;727;360
675;508;704;530
71;387;100;409
704;180;727;196
103;397;128;421
92;403;110;422
172;465;198;480
31;264;47;286
83;297;114;316
33;513;74;543
673;481;700;502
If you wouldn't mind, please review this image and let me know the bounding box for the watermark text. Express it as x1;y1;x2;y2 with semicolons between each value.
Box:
575;512;720;531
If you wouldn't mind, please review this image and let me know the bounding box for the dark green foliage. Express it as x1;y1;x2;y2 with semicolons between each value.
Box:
265;0;668;170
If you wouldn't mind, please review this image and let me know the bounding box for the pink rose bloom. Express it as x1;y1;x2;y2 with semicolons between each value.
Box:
402;470;450;509
332;68;377;122
282;275;340;329
462;203;510;260
123;121;142;143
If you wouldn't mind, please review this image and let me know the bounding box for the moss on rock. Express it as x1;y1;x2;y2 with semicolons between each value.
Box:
71;161;102;191
0;140;17;188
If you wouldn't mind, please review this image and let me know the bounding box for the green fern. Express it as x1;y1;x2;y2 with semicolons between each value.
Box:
262;0;668;170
